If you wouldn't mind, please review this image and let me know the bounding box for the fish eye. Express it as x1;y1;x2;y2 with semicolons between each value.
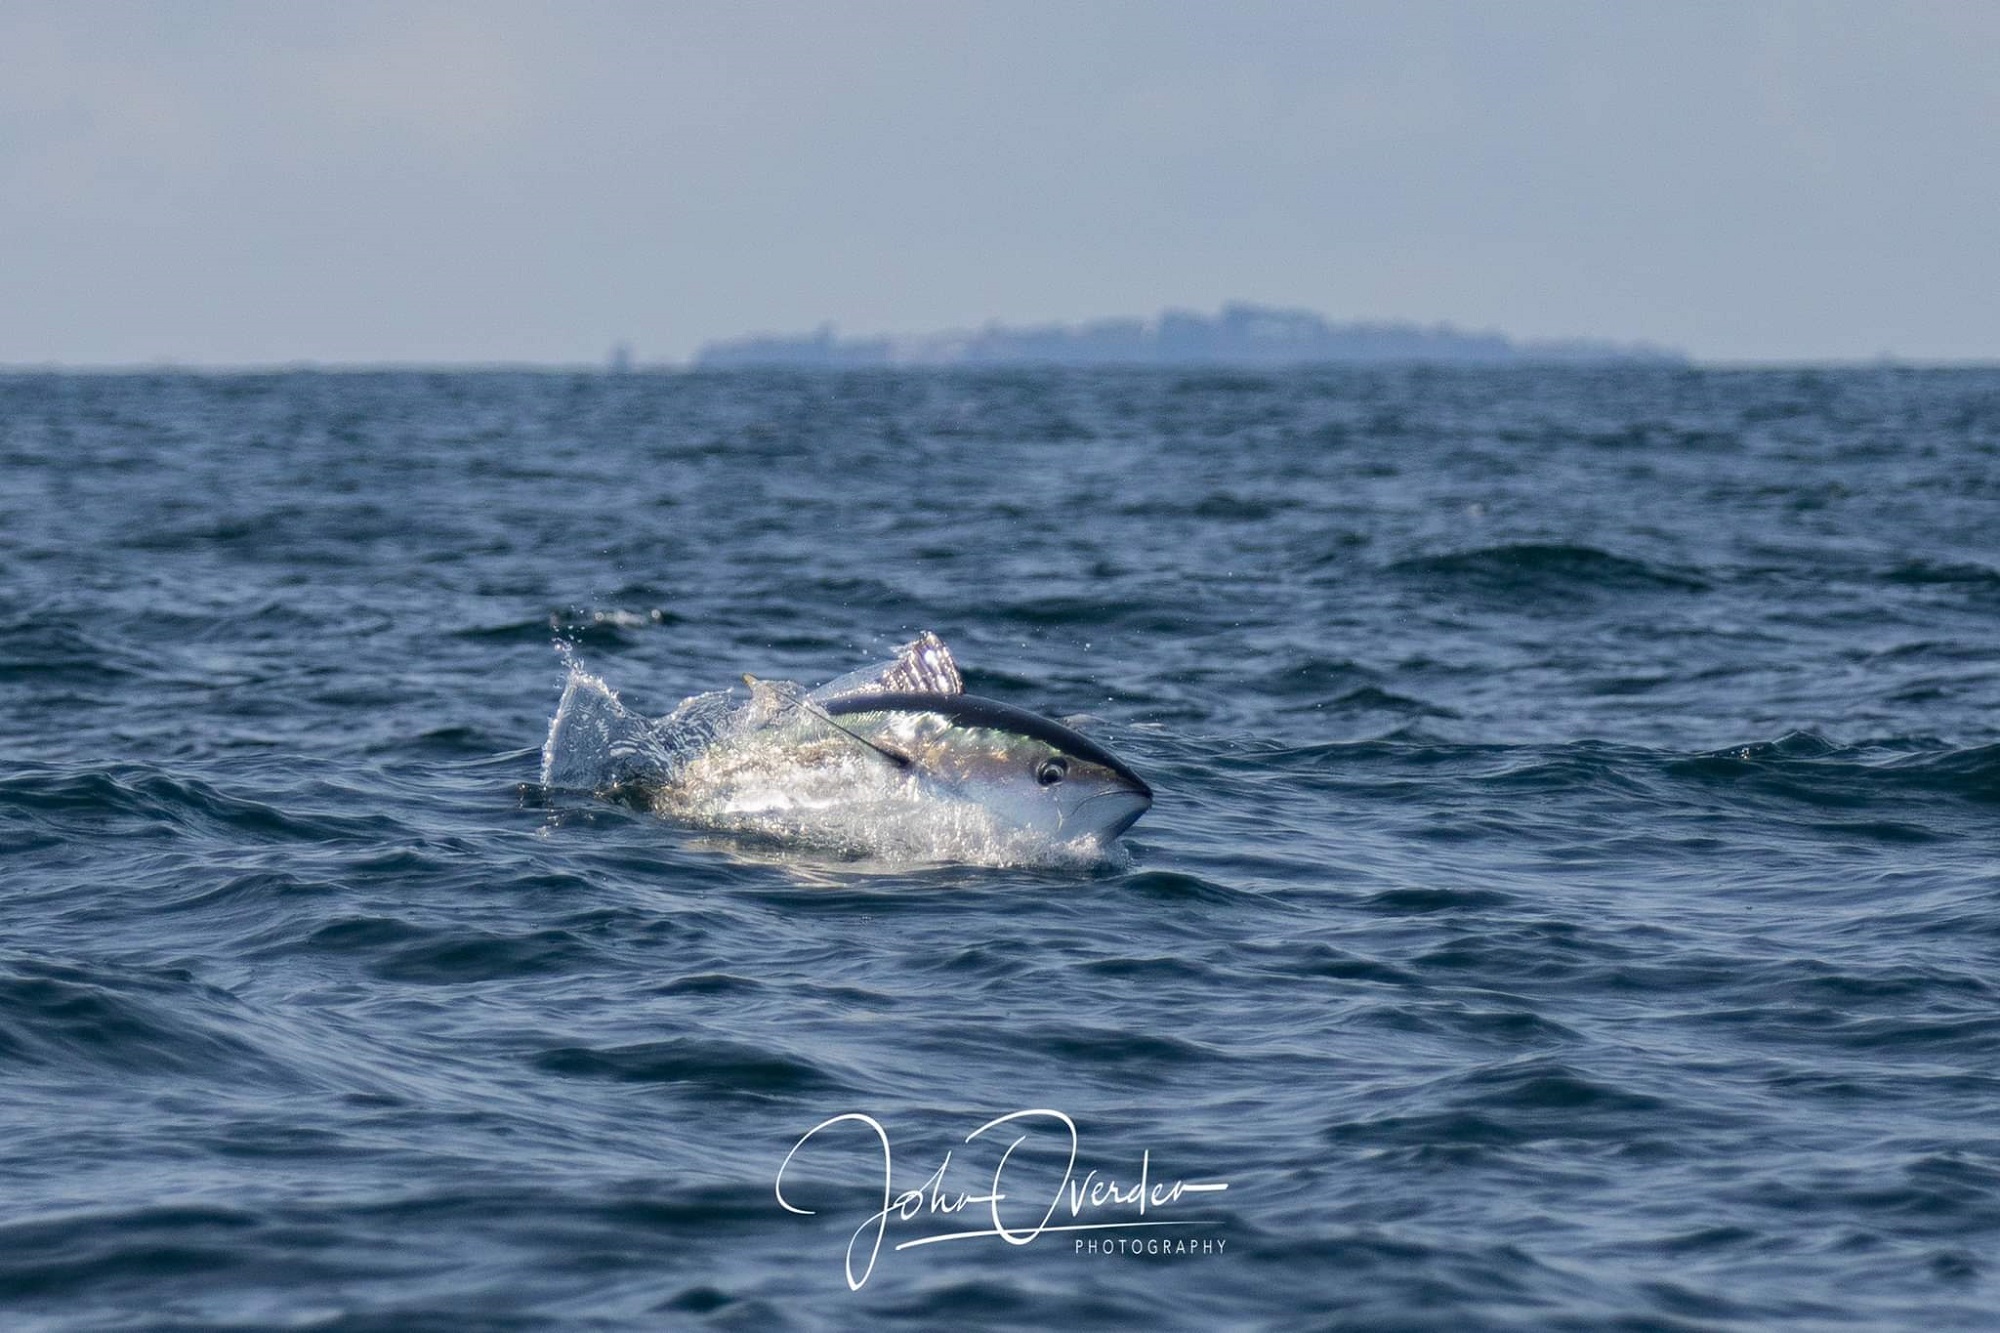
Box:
1036;757;1068;786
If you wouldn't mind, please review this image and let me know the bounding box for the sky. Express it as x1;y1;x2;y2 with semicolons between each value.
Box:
2;1;1996;365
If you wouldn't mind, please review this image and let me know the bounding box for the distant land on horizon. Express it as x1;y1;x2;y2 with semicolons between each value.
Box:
693;303;1685;369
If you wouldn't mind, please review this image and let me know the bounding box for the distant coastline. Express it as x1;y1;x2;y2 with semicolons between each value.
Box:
694;303;1684;369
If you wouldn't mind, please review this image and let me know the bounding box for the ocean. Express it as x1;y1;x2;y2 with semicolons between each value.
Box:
2;365;1996;1329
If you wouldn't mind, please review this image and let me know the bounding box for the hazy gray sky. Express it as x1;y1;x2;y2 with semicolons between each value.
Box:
3;1;1995;364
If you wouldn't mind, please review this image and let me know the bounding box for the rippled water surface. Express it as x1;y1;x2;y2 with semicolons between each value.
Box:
3;366;1998;1329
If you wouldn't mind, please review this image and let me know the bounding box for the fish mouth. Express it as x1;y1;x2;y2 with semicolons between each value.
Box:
1066;788;1153;843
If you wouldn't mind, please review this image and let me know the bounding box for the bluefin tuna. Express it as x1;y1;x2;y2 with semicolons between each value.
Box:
540;632;1152;862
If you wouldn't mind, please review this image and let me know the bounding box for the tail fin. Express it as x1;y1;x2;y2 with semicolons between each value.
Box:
541;663;665;791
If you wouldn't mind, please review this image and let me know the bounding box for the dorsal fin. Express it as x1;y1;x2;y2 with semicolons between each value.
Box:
807;631;963;704
742;673;801;724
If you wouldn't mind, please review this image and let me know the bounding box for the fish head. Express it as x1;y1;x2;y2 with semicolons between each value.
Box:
820;692;1153;846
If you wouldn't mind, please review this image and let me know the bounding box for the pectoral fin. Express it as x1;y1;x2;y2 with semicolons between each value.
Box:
797;695;914;770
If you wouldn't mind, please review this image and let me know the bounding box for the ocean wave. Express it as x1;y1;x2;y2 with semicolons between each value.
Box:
1389;542;1711;595
1670;734;2000;806
0;764;396;843
534;1037;851;1097
1882;559;2000;588
0;957;279;1082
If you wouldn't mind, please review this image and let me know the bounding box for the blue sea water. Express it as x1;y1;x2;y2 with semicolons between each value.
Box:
1;365;1997;1329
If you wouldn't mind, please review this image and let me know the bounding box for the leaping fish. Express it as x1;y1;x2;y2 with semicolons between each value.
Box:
540;632;1152;861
